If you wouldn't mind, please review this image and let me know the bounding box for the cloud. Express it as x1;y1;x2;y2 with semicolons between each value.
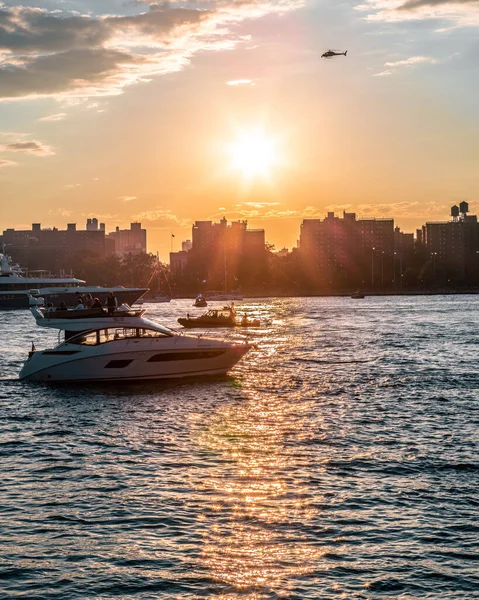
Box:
373;54;437;75
385;55;437;66
208;203;324;221
226;79;254;86
207;201;451;223
0;158;18;168
0;2;303;101
357;0;479;26
119;195;137;202
398;0;479;9
324;201;447;219
48;208;73;217
37;112;67;122
132;208;191;227
0;140;55;155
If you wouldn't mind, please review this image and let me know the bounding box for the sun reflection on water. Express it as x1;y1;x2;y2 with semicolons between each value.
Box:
195;383;325;595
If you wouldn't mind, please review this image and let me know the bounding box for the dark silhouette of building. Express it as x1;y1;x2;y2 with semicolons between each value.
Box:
299;211;396;290
0;221;109;271
421;203;479;283
171;218;266;291
107;222;147;256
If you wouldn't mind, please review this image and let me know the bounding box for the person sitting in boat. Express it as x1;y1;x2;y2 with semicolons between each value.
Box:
241;314;248;326
84;293;94;308
56;301;67;311
91;298;103;310
46;302;54;314
74;298;85;311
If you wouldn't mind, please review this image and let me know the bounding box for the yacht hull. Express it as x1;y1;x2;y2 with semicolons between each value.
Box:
0;295;30;309
19;344;250;382
0;289;147;310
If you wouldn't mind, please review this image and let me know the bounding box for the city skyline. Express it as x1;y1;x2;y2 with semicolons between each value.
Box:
1;0;478;258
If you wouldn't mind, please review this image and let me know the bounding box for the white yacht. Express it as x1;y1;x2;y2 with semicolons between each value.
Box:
19;306;251;382
0;253;147;309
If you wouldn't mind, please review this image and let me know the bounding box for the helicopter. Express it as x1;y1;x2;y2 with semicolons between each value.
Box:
321;50;348;59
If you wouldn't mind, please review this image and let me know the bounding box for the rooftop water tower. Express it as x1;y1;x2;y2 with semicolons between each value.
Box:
459;201;469;215
451;205;459;219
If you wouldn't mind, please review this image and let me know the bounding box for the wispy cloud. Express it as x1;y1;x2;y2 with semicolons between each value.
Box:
373;54;437;75
48;208;73;218
37;112;67;122
398;0;479;9
119;196;138;202
208;200;450;222
324;201;447;219
0;159;18;168
357;0;479;26
385;55;437;67
0;140;55;155
132;208;191;227
226;79;254;86
0;2;303;101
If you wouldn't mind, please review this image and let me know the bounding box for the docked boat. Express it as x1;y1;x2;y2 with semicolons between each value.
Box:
205;290;243;302
0;253;147;309
137;294;171;304
194;294;207;307
19;306;251;382
178;306;260;329
351;290;365;299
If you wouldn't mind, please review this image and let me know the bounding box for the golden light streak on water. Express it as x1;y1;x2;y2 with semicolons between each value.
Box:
196;387;326;594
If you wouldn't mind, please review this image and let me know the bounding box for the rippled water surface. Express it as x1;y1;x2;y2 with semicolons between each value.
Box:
1;296;478;599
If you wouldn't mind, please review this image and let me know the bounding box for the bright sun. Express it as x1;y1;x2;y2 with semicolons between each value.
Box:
229;129;278;179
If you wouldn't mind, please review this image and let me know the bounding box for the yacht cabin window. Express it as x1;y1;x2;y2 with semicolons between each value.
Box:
69;327;173;345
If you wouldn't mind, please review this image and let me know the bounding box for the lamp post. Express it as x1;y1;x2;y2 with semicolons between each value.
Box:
431;252;437;287
381;251;384;287
394;252;397;290
399;254;403;290
371;247;375;288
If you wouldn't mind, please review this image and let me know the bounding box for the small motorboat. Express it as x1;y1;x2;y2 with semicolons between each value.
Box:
178;306;236;328
19;305;251;382
351;290;365;299
238;315;261;328
178;306;261;329
194;294;207;308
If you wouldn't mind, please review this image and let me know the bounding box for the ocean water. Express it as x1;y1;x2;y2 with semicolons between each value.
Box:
0;296;478;599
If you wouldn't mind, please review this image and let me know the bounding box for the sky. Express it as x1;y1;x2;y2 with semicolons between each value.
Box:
0;0;478;259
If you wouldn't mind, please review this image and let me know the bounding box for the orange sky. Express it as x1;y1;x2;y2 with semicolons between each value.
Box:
0;0;478;259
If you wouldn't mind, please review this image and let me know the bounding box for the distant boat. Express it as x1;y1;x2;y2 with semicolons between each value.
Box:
178;305;260;329
0;253;147;309
351;290;365;299
140;294;171;304
205;290;243;302
194;294;207;307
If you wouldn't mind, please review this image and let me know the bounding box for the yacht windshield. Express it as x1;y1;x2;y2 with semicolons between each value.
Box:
68;326;173;345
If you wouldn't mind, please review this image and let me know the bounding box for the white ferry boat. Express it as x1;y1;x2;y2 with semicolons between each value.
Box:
0;254;147;309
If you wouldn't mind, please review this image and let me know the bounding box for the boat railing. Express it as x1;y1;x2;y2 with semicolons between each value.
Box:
172;328;251;346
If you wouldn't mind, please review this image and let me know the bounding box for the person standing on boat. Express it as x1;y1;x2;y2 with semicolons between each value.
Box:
107;292;118;315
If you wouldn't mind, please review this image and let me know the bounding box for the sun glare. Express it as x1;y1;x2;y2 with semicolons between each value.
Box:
229;129;278;180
